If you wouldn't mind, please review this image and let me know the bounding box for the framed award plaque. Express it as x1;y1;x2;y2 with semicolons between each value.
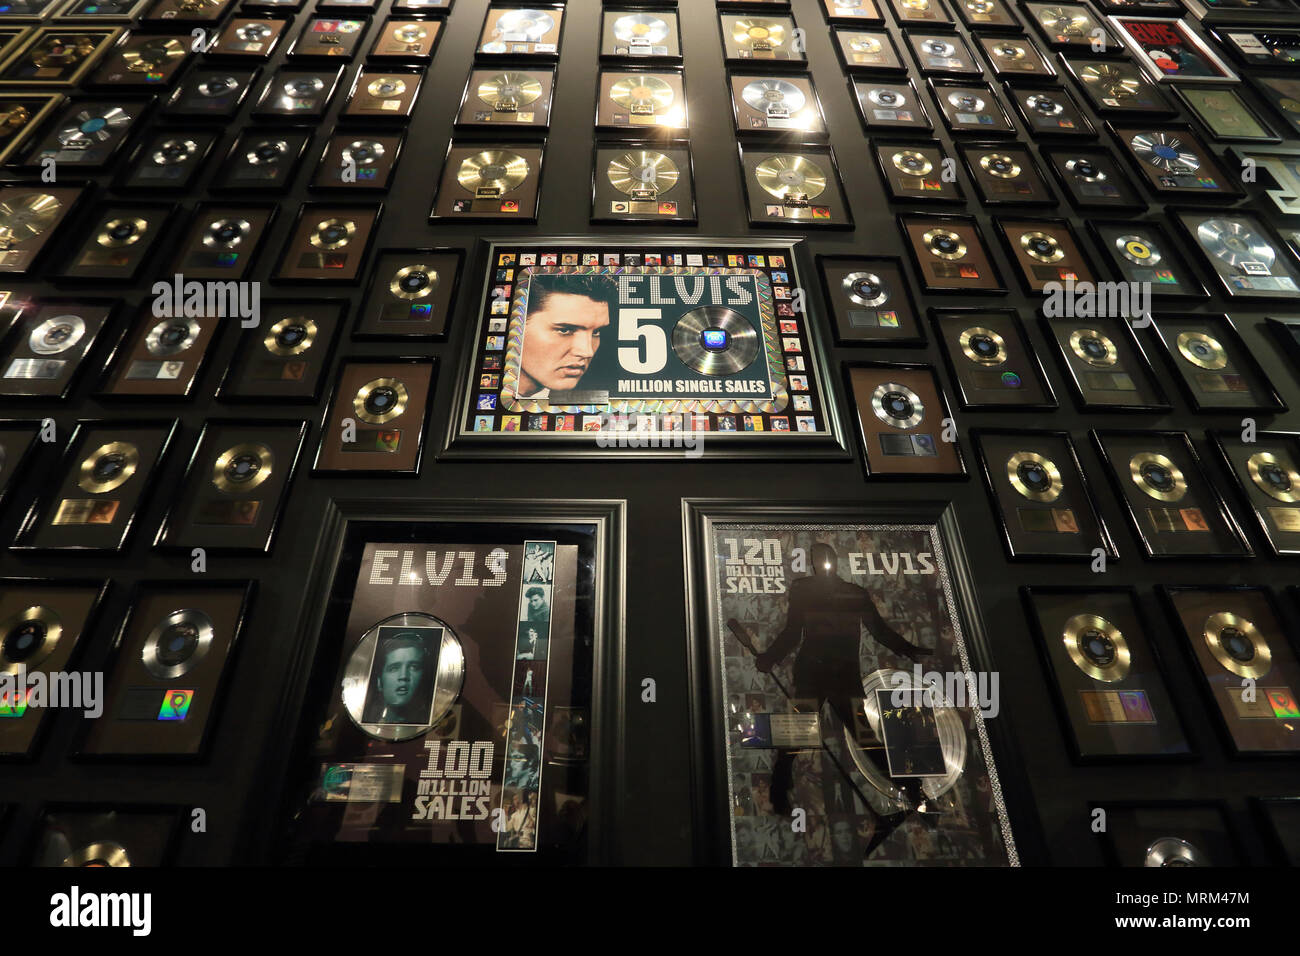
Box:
430;141;544;222
310;130;403;191
888;0;953;27
1210;431;1300;557
1021;587;1191;760
252;65;343;119
461;67;556;129
0;26;122;86
719;12;805;65
287;16;369;59
313;358;434;475
873;142;964;203
12;419;177;553
56;202;176;282
824;0;884;24
154;420;308;554
595;68;685;134
1040;316;1171;412
444;238;845;459
931;309;1056;409
339;66;422;120
1173;208;1300;299
591;144;696;224
83;32;190;89
29;807;182;867
0;299;117;400
1147;313;1286;412
216;300;346;403
366;17;440;60
899;213;1006;293
817;255;925;346
955;0;1020;29
0;92;62;164
98;306;222;399
739;144;854;227
274;499;622;864
1086;219;1206;298
78;581;254;759
1041;146;1147;210
1160;586;1300;756
930;80;1018;136
272;202;381;283
357;249;463;339
729;73;827;138
115;129;217;191
1111;124;1242;199
1254;797;1300;865
1109;16;1240;84
1005;85;1096;137
0;578;110;758
213;129;312;194
845;362;966;477
1097;802;1243;866
959;143;1056;206
973;429;1115;559
207;16;290;58
1091;429;1253;559
852;78;933;132
0;184;87;274
683;500;1020;866
979;37;1056;81
477;4;563;58
139;0;235;26
832;29;905;74
167;203;277;281
993;216;1098;293
600;7;680;61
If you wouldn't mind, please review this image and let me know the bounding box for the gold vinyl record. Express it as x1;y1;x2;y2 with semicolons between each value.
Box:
1063;613;1130;682
849;35;882;54
212;442;273;493
960;326;1006;366
62;842;130;868
77;441;139;494
1021;231;1064;263
478;72;543;109
354;377;408;424
1007;450;1062;502
754;154;826;201
1082;64;1139;99
366;77;407;98
264;316;317;356
393;23;428;43
902;0;931;9
980;153;1020;178
608;150;679;195
0;605;62;675
613;13;670;44
31;35;95;69
1069;328;1117;367
122;38;184;72
892;149;932;176
733;19;785;49
1144;837;1207;867
145;317;199;356
457;150;529;195
1128;451;1187;502
610;75;674;112
0;194;61;243
97;217;146;248
1203;611;1271;679
923;228;966;260
1040;7;1088;33
310;218;355;250
390;264;439;300
1176;331;1228;371
1247;451;1300;503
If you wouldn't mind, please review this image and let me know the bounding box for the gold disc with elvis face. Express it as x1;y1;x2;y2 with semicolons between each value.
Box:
1007;450;1062;502
1203;611;1270;679
353;377;408;424
1128;451;1186;502
1063;613;1130;682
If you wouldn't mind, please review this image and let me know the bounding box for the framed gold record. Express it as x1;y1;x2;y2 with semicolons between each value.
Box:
84;32;189;89
458;66;555;129
739;143;853;227
600;7;681;61
356;247;463;339
719;12;805;64
309;129;403;191
0;183;86;275
0;25;121;86
886;0;954;26
1147;313;1286;412
340;65;422;120
823;0;885;23
1210;430;1300;558
592;144;695;224
0;91;61;164
313;357;434;474
272;202;381;283
477;4;563;58
206;16;291;59
430;140;543;222
366;17;441;60
596;68;686;134
729;72;826;137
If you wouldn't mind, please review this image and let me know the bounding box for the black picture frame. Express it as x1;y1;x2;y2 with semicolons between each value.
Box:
1086;219;1208;300
843;360;969;479
1208;429;1300;558
1145;313;1288;413
214;299;347;404
1038;315;1172;412
931;308;1057;410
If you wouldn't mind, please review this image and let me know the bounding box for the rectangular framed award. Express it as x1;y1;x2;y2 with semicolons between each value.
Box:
0;298;117;400
683;499;1021;866
1039;315;1171;412
269;499;623;865
29;806;183;866
1021;587;1191;760
1209;430;1300;558
98;307;222;400
931;309;1057;409
1097;802;1243;866
444;238;846;460
215;300;346;403
844;362;966;477
313;357;434;475
357;248;462;339
1147;313;1287;412
817;255;925;347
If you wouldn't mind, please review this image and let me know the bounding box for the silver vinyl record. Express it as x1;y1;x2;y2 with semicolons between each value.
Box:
868;87;904;108
843;271;889;307
342;139;384;166
153;138;197;165
612;13;669;44
197;75;238;97
1065;157;1105;182
1;605;62;675
203;218;250;248
948;91;986;112
246;139;286;165
57;106;131;147
921;38;956;57
1026;93;1063;115
671;306;759;375
494;9;554;41
29;315;85;355
145;317;200;356
1144;836;1208;867
342;611;466;742
284;76;324;98
1196;218;1276;270
742;78;806;115
871;382;925;429
141;609;214;680
1129;131;1199;173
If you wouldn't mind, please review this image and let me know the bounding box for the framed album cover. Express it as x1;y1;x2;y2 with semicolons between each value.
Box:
844;362;966;477
592;144;696;224
216;300;346;404
601;7;680;61
930;80;1018;136
357;249;463;339
1175;86;1278;141
77;581;253;759
55;201;176;282
0;25;121;85
1210;431;1300;557
0;183;85;274
852;77;933;131
1097;802;1243;866
1147;313;1286;412
0;299;116;400
12;419;177;553
28;807;182;867
287;15;369;59
272;202;381;283
683;499;1020;866
444;238;846;459
1040;315;1171;411
739;144;853;227
207;16;290;58
252;65;343;119
1041;145;1147;210
366;17;440;60
979;36;1057;81
98;306;221;399
931;309;1056;409
817;255;925;346
0;92;62;164
314;358;434;475
272;499;622;864
974;430;1114;559
1021;587;1191;760
0;422;41;509
430;141;544;222
595;68;685;134
899;213;1006;293
310;130;402;191
994;216;1098;292
167;202;277;281
1108;16;1240;83
1173;208;1300;299
162;68;261;119
873;141;964;203
461;67;556;130
1111;123;1242;198
115;129;217;190
211;128;312;193
719;12;805;65
832;29;905;74
154;420;307;554
1087;220;1206;298
729;73;826;138
0;578;109;759
477;4;562;58
1006;85;1096;136
1091;429;1252;559
1159;586;1300;756
959;143;1056;205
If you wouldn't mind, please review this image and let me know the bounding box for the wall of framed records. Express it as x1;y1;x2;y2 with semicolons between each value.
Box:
1;0;1300;870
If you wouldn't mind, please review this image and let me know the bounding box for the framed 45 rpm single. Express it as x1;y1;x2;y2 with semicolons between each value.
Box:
592;144;696;224
1159;586;1300;756
899;213;1005;293
1021;587;1190;761
1006;85;1096;136
288;15;369;59
956;0;1021;29
817;255;925;346
975;430;1113;559
168;202;276;281
1211;430;1300;557
959;143;1056;205
1041;146;1146;210
1025;2;1114;50
729;72;826;137
1087;220;1206;299
83;32;190;90
979;36;1057;81
1147;313;1286;412
253;65;343;119
1174;208;1300;299
888;0;952;26
162;67;261;119
273;202;381;283
357;248;463;339
56;202;176;282
340;66;422;120
461;66;556;130
909;33;982;78
1040;315;1171;412
931;309;1056;409
852;78;933;131
99;305;222;400
845;362;966;477
367;17;440;60
12;419;177;553
601;7;680;61
314;357;434;475
931;80;1018;136
211;128;311;193
310;130;403;191
155;420;308;554
207;16;290;58
0;299;116;400
1091;429;1252;559
824;0;884;23
832;29;905;74
994;216;1098;293
216;300;346;404
115;129;217;191
872;141;964;203
739;144;853;227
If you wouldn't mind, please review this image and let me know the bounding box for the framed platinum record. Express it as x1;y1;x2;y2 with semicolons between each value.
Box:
271;499;623;864
684;500;1022;866
444;237;847;460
